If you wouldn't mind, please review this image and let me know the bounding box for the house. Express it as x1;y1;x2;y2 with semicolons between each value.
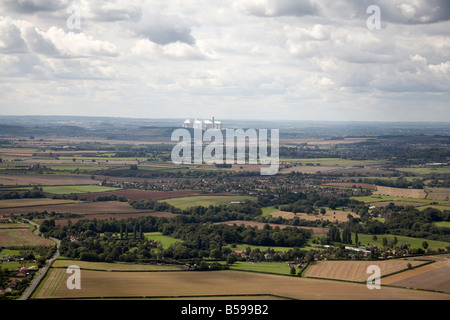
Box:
8;279;20;289
19;266;29;273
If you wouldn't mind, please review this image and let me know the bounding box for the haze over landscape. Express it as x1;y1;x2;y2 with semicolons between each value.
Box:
0;0;449;121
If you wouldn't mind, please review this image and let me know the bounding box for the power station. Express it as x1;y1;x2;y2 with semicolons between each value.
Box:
183;117;222;130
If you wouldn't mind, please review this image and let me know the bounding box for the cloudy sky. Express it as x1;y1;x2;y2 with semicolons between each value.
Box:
0;0;449;122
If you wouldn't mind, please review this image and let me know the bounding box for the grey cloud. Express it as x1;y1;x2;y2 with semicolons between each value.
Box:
133;15;195;45
88;2;142;22
1;0;67;14
237;0;319;17
315;0;450;25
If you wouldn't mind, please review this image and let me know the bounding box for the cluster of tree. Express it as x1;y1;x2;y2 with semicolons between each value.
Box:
129;199;179;213
129;199;264;223
363;207;450;242
0;186;45;200
21;211;82;221
279;194;363;213
44;213;311;264
59;236;158;263
50;193;80;200
362;177;425;189
92;194;127;202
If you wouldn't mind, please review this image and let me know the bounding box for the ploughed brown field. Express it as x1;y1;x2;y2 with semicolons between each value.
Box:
305;259;429;283
383;254;450;293
0;174;102;186
34;269;449;300
76;189;201;201
214;220;328;235
0;201;147;215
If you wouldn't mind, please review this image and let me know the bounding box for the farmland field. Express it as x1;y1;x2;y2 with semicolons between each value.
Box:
229;261;294;276
353;233;450;250
351;194;434;204
32;269;450;300
214;220;328;235
144;232;183;249
383;254;450;293
0;223;54;246
0;201;155;216
52;260;183;272
270;209;360;223
40;185;121;195
161;195;257;210
0;174;102;186
76;189;201;201
305;259;431;282
0;198;80;209
374;186;427;199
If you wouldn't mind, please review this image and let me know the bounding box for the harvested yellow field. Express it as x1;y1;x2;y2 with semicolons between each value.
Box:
305;259;428;282
270;210;359;223
34;269;449;300
425;188;450;201
374;186;426;199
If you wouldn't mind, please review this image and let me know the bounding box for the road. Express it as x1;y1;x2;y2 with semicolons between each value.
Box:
18;220;60;300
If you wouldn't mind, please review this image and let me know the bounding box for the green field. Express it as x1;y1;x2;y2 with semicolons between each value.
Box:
41;185;121;194
417;205;450;212
144;232;183;249
351;195;434;204
261;206;279;217
281;158;386;166
433;221;450;228
227;243;294;253
0;248;21;257
397;167;450;174
161;195;257;210
0;261;37;270
229;261;296;276
45;165;111;172
351;233;450;250
52;259;183;271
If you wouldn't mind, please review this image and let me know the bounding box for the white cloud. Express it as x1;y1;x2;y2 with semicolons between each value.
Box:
0;1;449;121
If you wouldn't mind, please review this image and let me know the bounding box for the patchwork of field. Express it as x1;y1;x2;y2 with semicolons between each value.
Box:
214;220;328;235
270;210;360;223
33;269;449;300
305;259;430;283
0;223;54;246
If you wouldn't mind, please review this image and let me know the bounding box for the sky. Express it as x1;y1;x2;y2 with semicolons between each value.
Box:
0;0;449;122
